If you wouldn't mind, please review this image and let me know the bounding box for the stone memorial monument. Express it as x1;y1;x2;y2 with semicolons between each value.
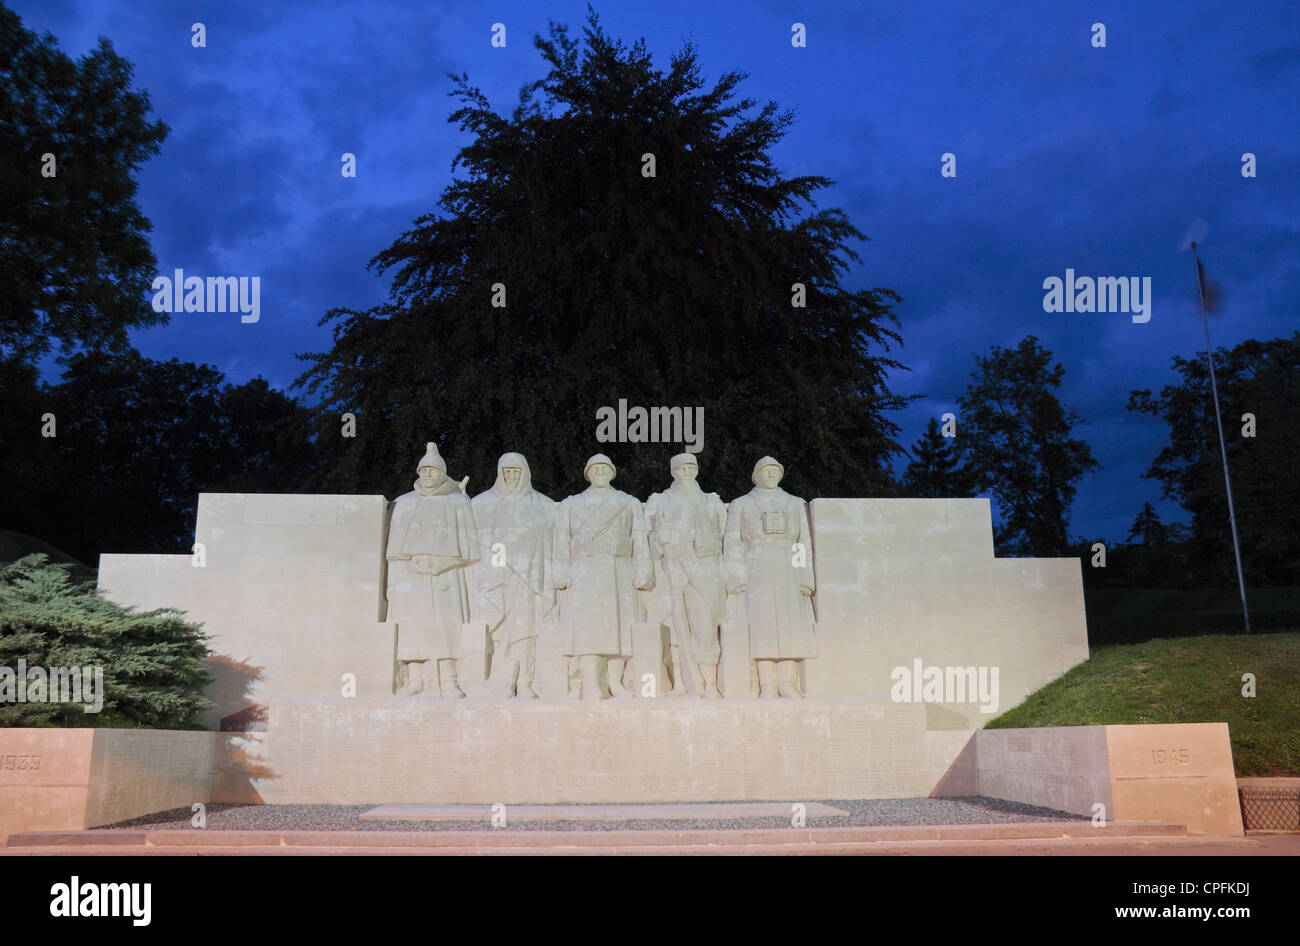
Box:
94;437;1093;805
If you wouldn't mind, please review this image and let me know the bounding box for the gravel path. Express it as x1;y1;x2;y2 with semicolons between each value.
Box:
99;797;1088;832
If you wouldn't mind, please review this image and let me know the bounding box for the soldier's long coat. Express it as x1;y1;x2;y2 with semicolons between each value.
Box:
386;480;479;660
724;487;817;659
553;487;653;657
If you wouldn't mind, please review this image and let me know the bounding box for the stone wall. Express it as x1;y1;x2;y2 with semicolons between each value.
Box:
97;493;1090;727
0;722;1245;840
99;493;392;729
0;728;214;842
935;723;1244;836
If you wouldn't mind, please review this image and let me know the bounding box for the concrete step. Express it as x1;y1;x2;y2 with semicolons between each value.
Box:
6;820;1186;852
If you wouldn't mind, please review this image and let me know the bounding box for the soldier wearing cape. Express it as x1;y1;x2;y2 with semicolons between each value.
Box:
471;452;556;699
385;442;479;698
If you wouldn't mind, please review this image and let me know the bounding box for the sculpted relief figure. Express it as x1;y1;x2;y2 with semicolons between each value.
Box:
553;454;654;700
645;454;726;698
724;456;817;698
471;453;556;699
386;442;479;698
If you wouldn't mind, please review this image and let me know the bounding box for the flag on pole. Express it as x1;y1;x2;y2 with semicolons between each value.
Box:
1195;254;1220;313
1189;241;1251;632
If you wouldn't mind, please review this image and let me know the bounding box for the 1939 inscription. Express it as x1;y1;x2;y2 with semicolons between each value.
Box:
1;754;42;771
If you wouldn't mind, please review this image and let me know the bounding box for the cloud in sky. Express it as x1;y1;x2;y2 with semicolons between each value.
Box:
12;0;1298;540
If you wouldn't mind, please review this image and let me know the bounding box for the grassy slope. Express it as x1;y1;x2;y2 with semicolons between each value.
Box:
987;632;1300;776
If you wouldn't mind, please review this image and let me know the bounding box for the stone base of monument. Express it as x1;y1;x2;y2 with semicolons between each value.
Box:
219;697;961;805
932;722;1245;836
0;721;1247;841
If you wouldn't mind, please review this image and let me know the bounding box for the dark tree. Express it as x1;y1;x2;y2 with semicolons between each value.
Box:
1127;502;1169;546
900;417;977;498
1128;332;1300;586
1113;502;1192;588
297;7;911;502
957;335;1099;556
3;350;314;564
0;4;168;365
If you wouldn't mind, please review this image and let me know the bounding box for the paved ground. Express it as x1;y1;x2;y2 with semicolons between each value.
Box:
97;797;1090;833
359;801;854;820
1;796;1274;856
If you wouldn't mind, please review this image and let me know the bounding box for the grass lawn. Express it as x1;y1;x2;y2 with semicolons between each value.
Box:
987;632;1300;776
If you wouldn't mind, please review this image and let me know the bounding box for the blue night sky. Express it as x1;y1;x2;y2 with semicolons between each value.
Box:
14;0;1299;542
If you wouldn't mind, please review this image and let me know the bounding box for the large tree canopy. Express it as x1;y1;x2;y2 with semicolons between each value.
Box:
1128;331;1300;586
957;335;1099;556
0;3;168;365
297;9;911;502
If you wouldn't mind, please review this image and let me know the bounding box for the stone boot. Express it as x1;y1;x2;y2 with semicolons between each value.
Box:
757;660;780;699
439;659;466;699
699;663;722;699
778;660;803;699
607;657;634;698
579;655;606;701
516;640;539;698
663;650;688;697
396;660;424;697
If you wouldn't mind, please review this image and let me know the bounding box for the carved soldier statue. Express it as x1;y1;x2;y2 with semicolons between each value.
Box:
645;454;727;697
553;454;654;700
385;442;479;698
471;452;556;699
724;456;817;698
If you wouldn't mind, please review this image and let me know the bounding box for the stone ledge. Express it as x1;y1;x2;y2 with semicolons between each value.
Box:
6;820;1186;849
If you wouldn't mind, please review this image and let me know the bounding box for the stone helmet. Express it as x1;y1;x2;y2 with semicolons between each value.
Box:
751;455;784;485
584;453;616;482
670;453;698;473
416;441;446;473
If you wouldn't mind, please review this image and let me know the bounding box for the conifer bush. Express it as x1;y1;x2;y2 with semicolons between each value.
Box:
0;555;210;728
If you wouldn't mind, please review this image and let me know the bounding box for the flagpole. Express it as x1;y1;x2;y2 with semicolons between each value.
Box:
1190;241;1252;633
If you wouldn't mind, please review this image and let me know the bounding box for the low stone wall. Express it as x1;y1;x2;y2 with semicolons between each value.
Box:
238;698;941;804
0;728;214;843
1;720;1246;840
934;723;1244;836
